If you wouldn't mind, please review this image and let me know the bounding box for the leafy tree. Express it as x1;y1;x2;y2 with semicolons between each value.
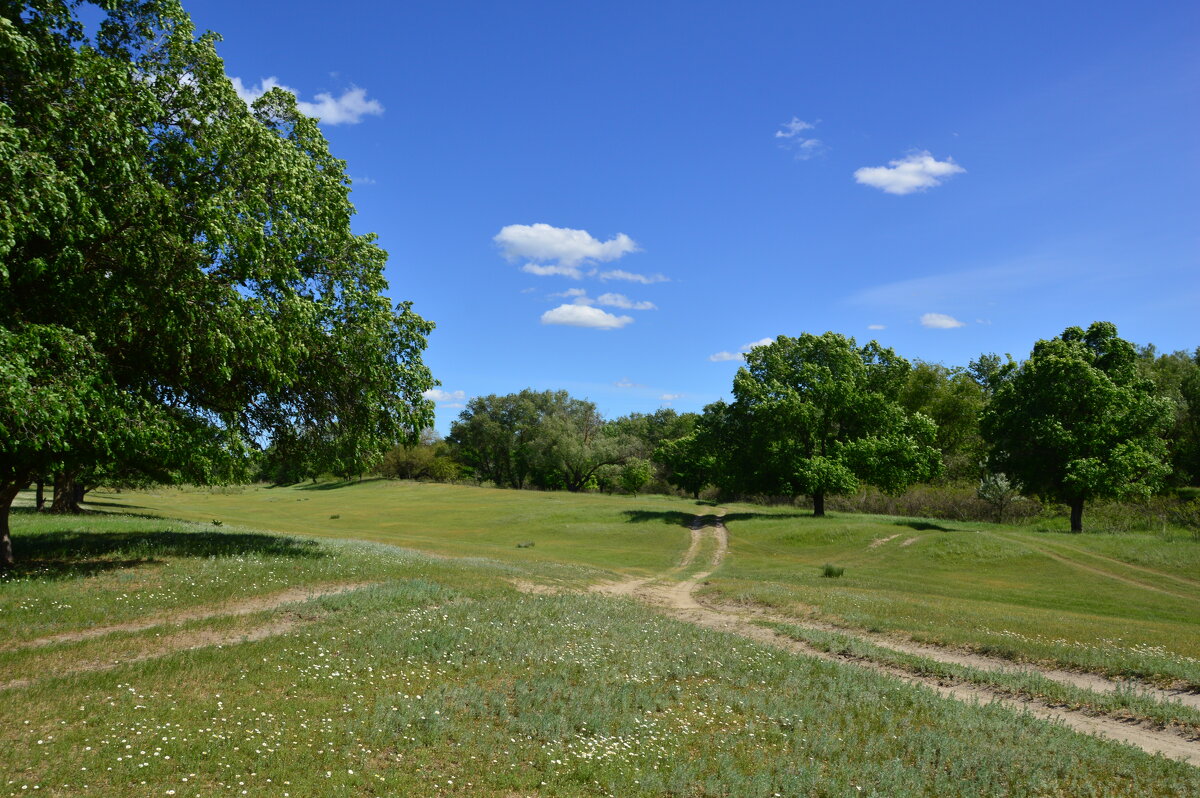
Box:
448;391;554;488
0;1;434;566
899;361;988;481
721;333;941;515
981;322;1172;532
1137;345;1200;486
531;398;634;492
619;458;652;495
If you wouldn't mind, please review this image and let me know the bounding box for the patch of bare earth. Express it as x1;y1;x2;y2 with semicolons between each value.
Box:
1;618;303;691
868;534;900;549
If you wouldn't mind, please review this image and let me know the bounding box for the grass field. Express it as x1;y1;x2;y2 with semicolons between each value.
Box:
2;481;1199;795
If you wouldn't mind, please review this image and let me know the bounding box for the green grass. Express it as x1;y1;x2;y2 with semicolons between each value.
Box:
55;482;1200;688
695;506;1200;687
88;481;703;580
3;511;1198;796
765;621;1200;734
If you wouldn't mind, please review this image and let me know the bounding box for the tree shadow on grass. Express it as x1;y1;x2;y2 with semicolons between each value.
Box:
892;520;954;532
297;477;388;491
621;510;698;527
4;528;325;582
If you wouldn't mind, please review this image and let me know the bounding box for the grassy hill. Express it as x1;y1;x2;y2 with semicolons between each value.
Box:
2;481;1198;795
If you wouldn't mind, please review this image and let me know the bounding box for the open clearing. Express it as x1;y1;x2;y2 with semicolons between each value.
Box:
2;481;1199;795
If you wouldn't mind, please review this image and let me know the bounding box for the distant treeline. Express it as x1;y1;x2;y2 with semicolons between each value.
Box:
260;322;1200;533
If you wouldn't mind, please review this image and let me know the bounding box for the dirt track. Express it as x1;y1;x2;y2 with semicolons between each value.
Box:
573;512;1200;766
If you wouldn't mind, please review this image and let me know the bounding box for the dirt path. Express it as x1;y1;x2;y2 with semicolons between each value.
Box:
0;618;301;691
590;514;712;598
5;581;375;651
579;512;1200;766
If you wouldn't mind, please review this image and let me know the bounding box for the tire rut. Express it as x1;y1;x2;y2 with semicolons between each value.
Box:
599;512;1200;766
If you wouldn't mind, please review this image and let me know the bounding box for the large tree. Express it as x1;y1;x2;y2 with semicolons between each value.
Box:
0;1;434;565
721;333;941;515
981;322;1172;532
448;390;634;491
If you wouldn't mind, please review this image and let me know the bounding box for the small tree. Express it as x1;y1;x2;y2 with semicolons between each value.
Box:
976;472;1020;523
619;458;652;495
981;322;1172;532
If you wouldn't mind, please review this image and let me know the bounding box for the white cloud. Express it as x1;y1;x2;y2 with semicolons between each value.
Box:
522;263;583;279
596;292;656;311
708;336;775;362
867;324;886;330
597;269;669;284
775;117;825;159
549;287;592;302
231;76;383;125
495;223;638;269
920;312;966;329
615;377;645;389
423;388;467;404
854;151;965;195
541;304;633;329
660;393;682;401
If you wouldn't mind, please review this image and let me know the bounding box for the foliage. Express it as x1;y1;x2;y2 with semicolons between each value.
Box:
982;322;1173;532
717;333;942;514
619;457;652;495
0;1;433;563
448;390;635;491
899;361;988;481
976;472;1022;523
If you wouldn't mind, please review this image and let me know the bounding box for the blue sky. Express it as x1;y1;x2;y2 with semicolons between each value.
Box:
185;0;1198;431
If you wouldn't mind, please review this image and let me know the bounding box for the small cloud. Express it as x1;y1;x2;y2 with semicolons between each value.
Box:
549;287;593;304
920;312;966;329
541;304;633;330
775;117;826;160
976;318;992;325
519;287;538;294
709;336;775;362
660;393;682;401
351;175;377;185
441;402;465;409
867;324;886;330
596;292;656;311
854;151;965;195
523;262;583;279
614;377;645;389
496;223;638;269
423;388;467;405
597;269;669;284
231;76;383;125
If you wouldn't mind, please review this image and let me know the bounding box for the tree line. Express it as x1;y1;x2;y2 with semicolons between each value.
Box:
361;323;1197;534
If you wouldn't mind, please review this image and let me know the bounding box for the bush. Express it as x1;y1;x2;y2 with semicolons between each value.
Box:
821;563;845;578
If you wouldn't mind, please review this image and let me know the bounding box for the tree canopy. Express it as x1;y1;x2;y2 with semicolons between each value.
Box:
981;322;1172;532
0;0;434;565
717;333;942;515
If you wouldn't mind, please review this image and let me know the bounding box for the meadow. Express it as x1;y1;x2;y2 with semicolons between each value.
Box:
2;482;1199;795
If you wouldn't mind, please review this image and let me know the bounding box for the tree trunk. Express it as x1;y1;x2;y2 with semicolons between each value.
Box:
813;492;826;517
51;471;83;514
1;480;27;568
35;480;45;512
1069;497;1085;533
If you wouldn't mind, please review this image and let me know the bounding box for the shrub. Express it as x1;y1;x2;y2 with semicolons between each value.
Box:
821;563;845;578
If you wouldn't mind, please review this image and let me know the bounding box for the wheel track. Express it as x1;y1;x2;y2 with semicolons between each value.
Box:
580;511;1200;766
